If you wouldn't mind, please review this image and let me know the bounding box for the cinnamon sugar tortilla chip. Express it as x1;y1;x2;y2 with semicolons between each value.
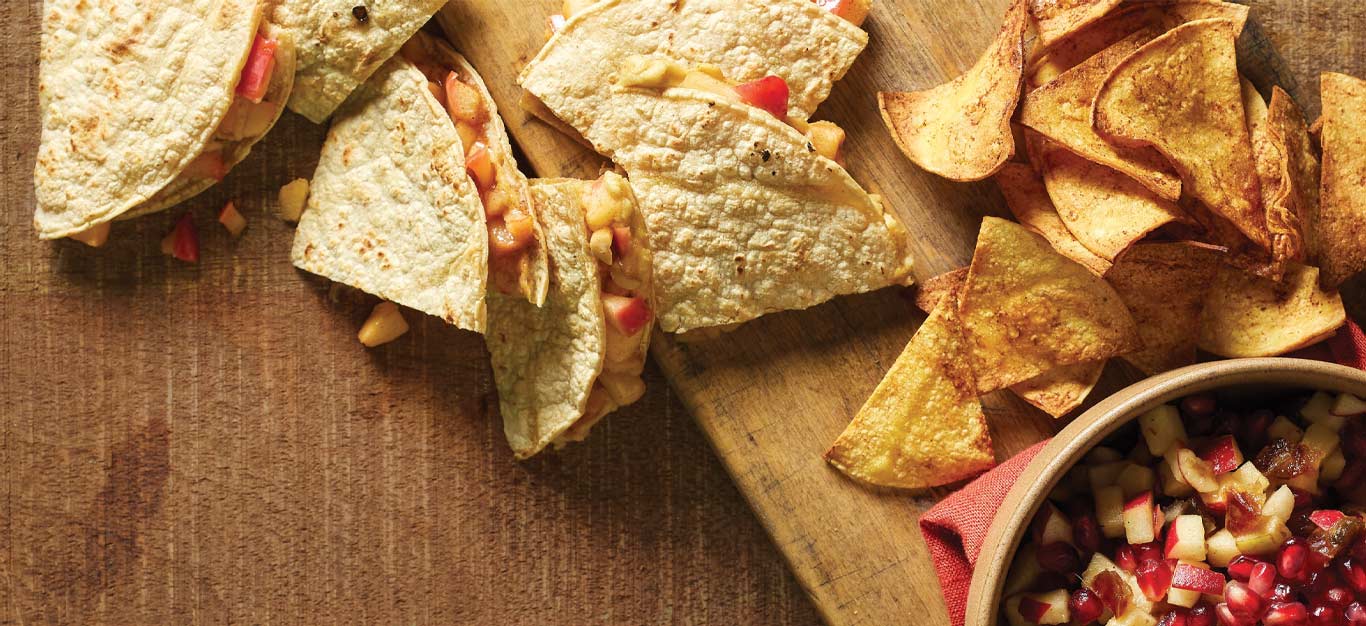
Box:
958;217;1141;393
1199;263;1346;358
1020;28;1181;201
1029;0;1123;47
825;288;994;490
1094;19;1269;251
879;0;1027;181
1309;72;1366;288
1035;140;1184;261
1263;86;1316;269
994;162;1112;275
1010;361;1105;418
913;268;968;314
1105;242;1223;374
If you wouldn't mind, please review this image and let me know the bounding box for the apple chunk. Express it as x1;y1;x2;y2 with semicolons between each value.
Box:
1139;405;1187;455
1197;435;1243;475
1096;485;1126;539
1206;528;1239;567
1164;515;1207;561
1123;492;1156;545
1018;589;1071;625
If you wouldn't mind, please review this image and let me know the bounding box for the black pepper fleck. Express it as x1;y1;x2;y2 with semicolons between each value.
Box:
761;149;771;162
806;142;816;152
352;5;369;23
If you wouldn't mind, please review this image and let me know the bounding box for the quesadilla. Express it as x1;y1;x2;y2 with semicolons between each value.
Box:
34;0;295;239
488;173;654;459
271;0;447;124
291;33;548;332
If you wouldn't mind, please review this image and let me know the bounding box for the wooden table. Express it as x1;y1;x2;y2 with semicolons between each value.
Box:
1;1;1362;624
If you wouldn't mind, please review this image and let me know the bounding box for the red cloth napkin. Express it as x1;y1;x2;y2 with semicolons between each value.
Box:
920;321;1366;626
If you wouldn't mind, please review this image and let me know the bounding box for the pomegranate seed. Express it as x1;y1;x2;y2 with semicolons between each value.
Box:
1226;581;1268;620
1272;582;1295;602
1070;588;1104;625
1027;572;1069;593
1229;556;1263;582
1348;603;1366;625
1074;514;1102;555
1138;559;1174;602
1216;603;1245;626
1160;608;1192;626
1035;542;1081;574
1292;487;1315;510
1250;562;1279;598
1182;393;1217;417
1116;544;1138;573
1283;543;1312;581
1136;542;1163;563
1323;587;1353;608
1312;604;1346;626
1189;604;1216;626
1339;558;1366;593
1265;602;1311;626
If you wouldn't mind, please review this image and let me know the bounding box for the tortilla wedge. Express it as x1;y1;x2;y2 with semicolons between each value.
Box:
913;268;969;314
1104;242;1223;375
825;285;994;490
1263;86;1316;271
959;217;1141;393
1310;72;1366;289
1199;263;1346;358
488;174;654;459
33;0;268;239
1010;361;1105;418
291;54;489;332
994;162;1112;275
271;0;446;123
1094;19;1270;251
1028;0;1124;48
879;0;1028;181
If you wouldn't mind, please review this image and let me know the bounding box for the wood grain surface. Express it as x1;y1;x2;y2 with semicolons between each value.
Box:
1;1;1363;625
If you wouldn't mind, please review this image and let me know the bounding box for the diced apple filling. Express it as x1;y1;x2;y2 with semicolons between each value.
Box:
358;301;409;347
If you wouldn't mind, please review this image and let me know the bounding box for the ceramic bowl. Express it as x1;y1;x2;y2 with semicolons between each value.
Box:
964;357;1366;626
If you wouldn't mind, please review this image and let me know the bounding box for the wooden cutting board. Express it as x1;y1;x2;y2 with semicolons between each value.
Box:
439;1;1346;624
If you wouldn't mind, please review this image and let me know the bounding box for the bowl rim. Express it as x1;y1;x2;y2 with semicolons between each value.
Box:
964;357;1366;626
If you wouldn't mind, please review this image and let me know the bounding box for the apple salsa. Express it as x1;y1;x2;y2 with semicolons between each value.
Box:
182;31;280;181
554;0;870;28
1004;390;1366;626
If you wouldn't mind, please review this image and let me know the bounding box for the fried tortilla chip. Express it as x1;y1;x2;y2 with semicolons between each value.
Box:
1105;242;1223;374
1035;140;1184;261
1094;19;1269;251
994;162;1112;275
879;0;1027;181
1029;0;1124;47
1263;86;1316;269
1010;361;1105;418
913;267;968;314
825;290;994;490
1309;72;1366;288
959;217;1141;393
1199;263;1346;358
1242;79;1280;202
1020;28;1181;201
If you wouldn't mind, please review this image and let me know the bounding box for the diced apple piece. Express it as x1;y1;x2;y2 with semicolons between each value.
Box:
1090;461;1128;491
1310;510;1346;530
1018;589;1071;625
1117;464;1156;498
1140;405;1187;456
218;200;246;237
1087;446;1125;464
1033;503;1074;547
278;178;309;222
69;221;111;247
1267;416;1305;444
1323;448;1347;482
806;121;846;162
733;75;790;119
1227;462;1270;499
1082;554;1154;616
1176;448;1220;493
1096;485;1126;539
1124;492;1156;545
1004;544;1044;596
602;294;652;337
1198;435;1244;475
1169;562;1224;608
1302;391;1334;422
1003;595;1031;626
598;372;645;406
235;35;278;103
1164;515;1208;562
465;142;496;191
813;0;871;27
162;213;199;263
1262;485;1295;523
1159;453;1195;498
1206;528;1239;567
1233;516;1291;556
1332;392;1366;418
1288;466;1321;495
358;301;409;347
1303;422;1342;464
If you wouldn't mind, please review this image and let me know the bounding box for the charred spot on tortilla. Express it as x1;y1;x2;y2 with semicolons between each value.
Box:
351;5;368;23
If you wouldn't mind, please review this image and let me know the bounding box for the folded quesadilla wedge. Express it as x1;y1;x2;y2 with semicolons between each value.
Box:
34;0;281;239
488;173;654;459
271;0;447;124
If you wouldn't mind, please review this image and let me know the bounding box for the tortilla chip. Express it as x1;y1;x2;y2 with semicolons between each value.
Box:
1095;19;1269;251
1035;140;1184;261
1010;361;1105;418
272;0;446;123
33;0;266;238
1263;86;1316;269
1020;28;1181;201
1242;79;1279;201
959;217;1141;393
1105;242;1223;374
825;291;994;490
519;0;867;122
913;268;968;314
1029;0;1124;47
291;56;488;332
1028;1;1249;87
994;162;1112;275
487;180;609;459
1309;72;1366;288
879;0;1027;181
1199;263;1346;358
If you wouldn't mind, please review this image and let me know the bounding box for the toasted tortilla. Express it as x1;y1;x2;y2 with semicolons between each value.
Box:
271;0;446;123
879;0;1027;181
33;0;265;238
913;267;969;314
959;217;1141;393
1105;242;1223;374
1029;0;1124;47
994;162;1112;275
1311;72;1366;289
1263;86;1316;270
291;56;488;332
1010;361;1105;418
121;27;298;221
825;286;994;490
1094;19;1269;251
1034;139;1184;261
1019;28;1181;201
519;0;867;123
1199;263;1346;358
